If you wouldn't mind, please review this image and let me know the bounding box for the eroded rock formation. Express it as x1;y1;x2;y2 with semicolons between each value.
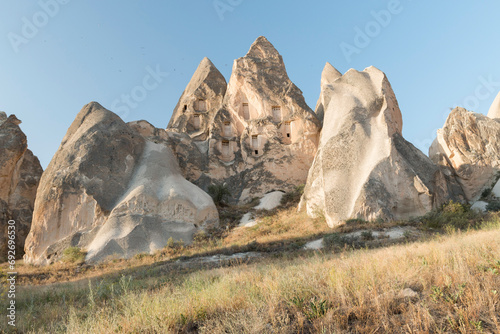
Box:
24;102;218;264
299;66;464;227
487;91;500;119
167;36;321;202
315;62;341;123
429;106;500;201
0;112;43;259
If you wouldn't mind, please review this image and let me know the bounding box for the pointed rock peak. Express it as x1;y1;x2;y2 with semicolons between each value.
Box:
321;62;342;85
190;57;226;84
487;91;500;119
81;101;107;115
245;36;281;59
198;57;217;71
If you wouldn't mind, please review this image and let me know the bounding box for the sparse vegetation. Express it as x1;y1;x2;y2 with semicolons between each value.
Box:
208;183;231;206
61;247;86;264
6;222;500;333
420;200;485;231
486;200;500;212
280;184;305;207
5;201;500;333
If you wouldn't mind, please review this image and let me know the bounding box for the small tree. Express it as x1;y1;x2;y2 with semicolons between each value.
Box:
208;183;231;205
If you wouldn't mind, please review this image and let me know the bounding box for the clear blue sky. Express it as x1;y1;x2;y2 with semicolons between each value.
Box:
1;1;500;168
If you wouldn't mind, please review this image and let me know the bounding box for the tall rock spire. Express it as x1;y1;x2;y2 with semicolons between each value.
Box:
300;66;463;226
315;62;342;123
167;57;227;141
166;36;321;203
487;91;500;119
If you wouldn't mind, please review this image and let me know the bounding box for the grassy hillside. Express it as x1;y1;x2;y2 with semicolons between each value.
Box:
3;202;500;333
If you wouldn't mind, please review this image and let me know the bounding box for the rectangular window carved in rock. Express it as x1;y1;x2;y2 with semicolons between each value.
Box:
243;103;250;120
223;121;231;137
222;140;230;156
193;114;200;129
252;135;258;149
272;106;281;122
196;99;207;112
285;121;291;138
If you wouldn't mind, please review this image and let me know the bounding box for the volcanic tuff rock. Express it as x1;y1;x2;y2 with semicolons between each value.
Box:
167;36;321;202
24;102;218;264
299;66;464;227
487;91;500;119
314;62;342;123
0;112;43;259
429;106;500;201
167;57;227;141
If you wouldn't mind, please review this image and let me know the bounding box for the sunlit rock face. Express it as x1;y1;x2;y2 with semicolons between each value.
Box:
0;112;43;259
430;106;500;201
167;57;227;141
299;66;464;227
487;91;500;119
314;62;342;123
24;102;218;265
167;36;321;203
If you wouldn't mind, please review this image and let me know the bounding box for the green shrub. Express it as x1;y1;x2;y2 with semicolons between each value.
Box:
486;200;500;212
481;187;492;199
360;230;374;240
323;233;359;249
62;247;86;264
280;184;305;207
421;201;483;230
208;183;231;205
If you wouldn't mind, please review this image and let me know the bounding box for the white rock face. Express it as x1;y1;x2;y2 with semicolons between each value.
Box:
315;62;342;122
24;102;218;264
429;107;500;201
471;201;488;212
492;179;500;198
167;37;321;203
300;66;464;227
487;91;500;119
255;191;285;211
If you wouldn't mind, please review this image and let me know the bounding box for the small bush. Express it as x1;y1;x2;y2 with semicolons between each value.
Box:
208;183;231;205
421;201;483;230
486;200;500;212
323;233;359;249
280;184;305;207
360;230;374;240
193;230;210;244
345;218;368;225
481;187;492;199
165;237;184;249
62;247;86;264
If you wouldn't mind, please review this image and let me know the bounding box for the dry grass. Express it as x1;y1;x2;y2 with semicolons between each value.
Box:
5;223;500;333
10;205;331;286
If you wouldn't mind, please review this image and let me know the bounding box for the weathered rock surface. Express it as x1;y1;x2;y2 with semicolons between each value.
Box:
24;102;218;264
0;112;43;259
299;66;464;227
315;62;342;123
487;91;500;119
429;107;500;201
167;36;321;202
167;57;227;141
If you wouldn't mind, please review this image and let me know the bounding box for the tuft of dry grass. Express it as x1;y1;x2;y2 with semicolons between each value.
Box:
6;224;500;333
